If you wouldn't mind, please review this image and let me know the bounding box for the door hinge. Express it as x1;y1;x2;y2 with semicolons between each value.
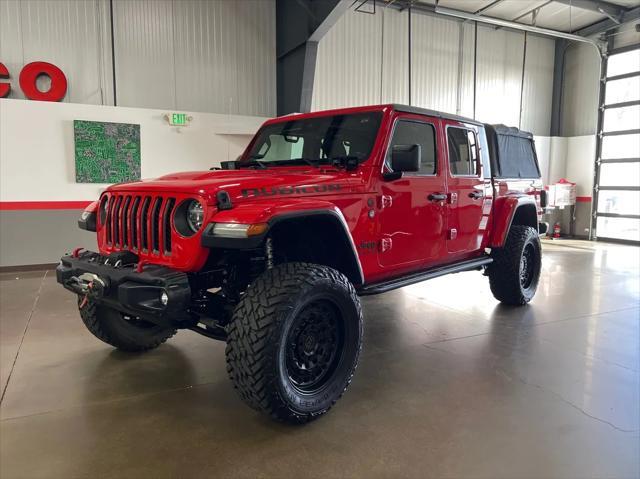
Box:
381;195;393;209
448;228;458;240
448;192;458;205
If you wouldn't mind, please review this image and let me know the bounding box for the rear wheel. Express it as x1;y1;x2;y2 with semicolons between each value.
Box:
225;262;363;424
78;298;176;352
488;225;541;305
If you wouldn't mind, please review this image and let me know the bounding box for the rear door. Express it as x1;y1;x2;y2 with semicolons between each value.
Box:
444;122;487;254
377;114;447;272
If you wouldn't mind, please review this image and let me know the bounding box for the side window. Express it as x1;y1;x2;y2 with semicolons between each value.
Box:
386;120;437;175
447;127;479;176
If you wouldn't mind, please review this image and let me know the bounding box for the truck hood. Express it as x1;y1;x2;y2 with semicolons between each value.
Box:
107;168;365;204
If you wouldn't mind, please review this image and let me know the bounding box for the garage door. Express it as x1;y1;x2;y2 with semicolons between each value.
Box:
594;46;640;244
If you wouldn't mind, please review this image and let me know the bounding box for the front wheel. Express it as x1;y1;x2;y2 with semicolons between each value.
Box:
225;262;363;424
487;225;541;305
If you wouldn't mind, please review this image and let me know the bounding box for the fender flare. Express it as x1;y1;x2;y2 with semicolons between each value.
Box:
201;204;364;285
489;195;538;248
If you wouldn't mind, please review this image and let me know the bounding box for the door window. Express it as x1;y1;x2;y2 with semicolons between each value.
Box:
447;127;479;176
386;120;437;175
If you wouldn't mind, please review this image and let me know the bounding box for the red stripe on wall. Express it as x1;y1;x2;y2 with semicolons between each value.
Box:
576;196;592;203
0;201;92;210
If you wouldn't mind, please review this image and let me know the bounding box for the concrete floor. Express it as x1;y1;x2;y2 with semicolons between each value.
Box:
0;239;638;479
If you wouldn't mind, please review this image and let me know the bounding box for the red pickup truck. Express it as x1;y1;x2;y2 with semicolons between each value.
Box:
58;104;545;423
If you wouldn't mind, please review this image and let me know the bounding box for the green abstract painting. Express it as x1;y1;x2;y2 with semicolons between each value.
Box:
74;120;141;183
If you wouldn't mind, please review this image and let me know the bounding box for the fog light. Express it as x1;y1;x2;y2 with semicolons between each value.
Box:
160;291;169;306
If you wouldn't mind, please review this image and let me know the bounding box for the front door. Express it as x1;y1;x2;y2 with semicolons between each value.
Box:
378;114;447;272
444;122;486;254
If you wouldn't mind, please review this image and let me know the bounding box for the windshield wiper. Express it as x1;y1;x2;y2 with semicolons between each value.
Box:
328;155;360;171
295;157;320;168
239;155;268;169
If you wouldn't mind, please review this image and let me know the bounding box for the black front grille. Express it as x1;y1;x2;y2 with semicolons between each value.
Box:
104;193;175;255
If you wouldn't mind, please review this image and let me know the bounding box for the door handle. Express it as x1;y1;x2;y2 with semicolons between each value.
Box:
468;191;483;199
428;193;447;202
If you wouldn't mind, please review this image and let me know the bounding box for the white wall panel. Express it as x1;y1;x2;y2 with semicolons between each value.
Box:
381;8;408;104
312;9;382;111
113;0;176;110
521;34;555;135
561;42;600;136
475;25;524;127
410;14;460;114
172;0;275;116
457;22;476;119
0;0;106;104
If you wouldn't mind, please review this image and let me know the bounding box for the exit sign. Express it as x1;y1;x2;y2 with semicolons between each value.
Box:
165;112;192;127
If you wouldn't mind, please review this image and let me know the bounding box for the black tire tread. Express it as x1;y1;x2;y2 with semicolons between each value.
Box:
225;262;362;424
79;298;176;352
488;225;541;306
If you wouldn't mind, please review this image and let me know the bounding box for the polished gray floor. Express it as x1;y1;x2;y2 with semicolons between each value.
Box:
1;240;638;478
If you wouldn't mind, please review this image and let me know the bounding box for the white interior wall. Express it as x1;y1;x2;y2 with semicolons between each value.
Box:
0;99;266;203
565;135;597;198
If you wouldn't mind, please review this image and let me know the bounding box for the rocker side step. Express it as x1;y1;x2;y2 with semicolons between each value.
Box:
358;257;493;296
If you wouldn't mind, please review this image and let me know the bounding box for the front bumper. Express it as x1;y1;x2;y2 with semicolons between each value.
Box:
56;251;192;327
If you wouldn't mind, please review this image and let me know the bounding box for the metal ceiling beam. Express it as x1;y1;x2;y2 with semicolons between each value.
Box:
554;0;626;24
276;0;351;115
429;4;603;48
309;0;353;42
474;0;505;16
574;6;640;36
511;1;552;23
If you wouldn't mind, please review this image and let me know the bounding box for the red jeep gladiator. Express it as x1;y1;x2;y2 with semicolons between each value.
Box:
58;104;545;423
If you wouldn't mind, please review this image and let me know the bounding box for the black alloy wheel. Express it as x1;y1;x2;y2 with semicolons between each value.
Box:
285;299;345;393
226;262;363;424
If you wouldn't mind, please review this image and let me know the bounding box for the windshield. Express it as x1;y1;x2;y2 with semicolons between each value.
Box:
242;112;382;167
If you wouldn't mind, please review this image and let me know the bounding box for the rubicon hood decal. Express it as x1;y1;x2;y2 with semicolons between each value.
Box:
241;184;342;198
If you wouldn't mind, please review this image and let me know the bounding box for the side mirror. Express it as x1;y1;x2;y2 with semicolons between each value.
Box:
384;144;421;180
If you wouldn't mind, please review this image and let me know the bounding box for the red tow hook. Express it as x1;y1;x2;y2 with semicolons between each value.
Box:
79;281;94;309
72;247;85;258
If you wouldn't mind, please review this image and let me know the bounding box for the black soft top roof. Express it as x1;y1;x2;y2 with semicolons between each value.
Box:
486;124;534;140
485;124;540;179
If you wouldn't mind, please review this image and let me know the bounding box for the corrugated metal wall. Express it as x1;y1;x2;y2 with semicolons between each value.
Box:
561;42;600;136
410;13;461;114
0;0;276;117
1;0;108;105
310;8;382;111
521;34;555;135
313;6;556;136
381;8;408;104
475;26;524;127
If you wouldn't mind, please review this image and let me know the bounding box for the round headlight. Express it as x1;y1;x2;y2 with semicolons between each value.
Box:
186;200;204;232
